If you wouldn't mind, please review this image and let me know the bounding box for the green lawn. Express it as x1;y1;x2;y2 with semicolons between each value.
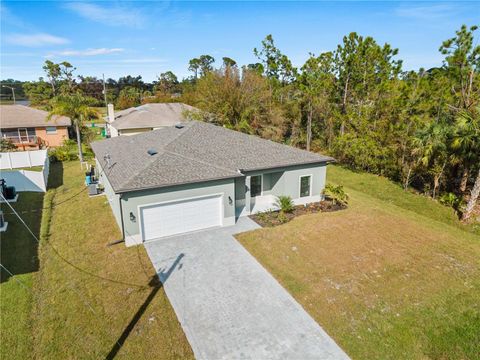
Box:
1;161;193;359
237;164;480;360
1;192;43;360
2;166;44;172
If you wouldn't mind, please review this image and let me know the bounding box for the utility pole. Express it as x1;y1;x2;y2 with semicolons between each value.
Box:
2;85;16;104
102;74;108;109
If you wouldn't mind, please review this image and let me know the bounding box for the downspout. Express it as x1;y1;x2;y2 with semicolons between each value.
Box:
118;193;126;242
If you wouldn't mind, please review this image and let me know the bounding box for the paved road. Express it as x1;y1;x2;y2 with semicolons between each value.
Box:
145;217;350;360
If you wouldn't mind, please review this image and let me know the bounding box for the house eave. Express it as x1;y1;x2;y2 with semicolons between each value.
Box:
113;173;245;194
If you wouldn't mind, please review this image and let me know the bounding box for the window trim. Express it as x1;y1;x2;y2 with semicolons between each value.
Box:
299;174;312;198
45;126;57;135
250;174;263;197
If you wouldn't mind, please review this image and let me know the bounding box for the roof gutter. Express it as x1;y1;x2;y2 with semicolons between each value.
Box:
113;172;245;194
239;158;336;175
111;158;335;195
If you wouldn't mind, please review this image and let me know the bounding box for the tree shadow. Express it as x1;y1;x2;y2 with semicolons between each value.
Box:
105;253;184;360
0;160;64;283
0;192;43;283
48;161;64;189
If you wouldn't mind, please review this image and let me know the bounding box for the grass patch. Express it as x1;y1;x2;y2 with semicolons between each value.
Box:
237;165;480;359
2;166;44;172
1;161;193;359
0;192;43;360
328;165;479;235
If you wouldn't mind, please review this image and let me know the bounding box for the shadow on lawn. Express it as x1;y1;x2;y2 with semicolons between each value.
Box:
105;253;184;360
0;162;63;284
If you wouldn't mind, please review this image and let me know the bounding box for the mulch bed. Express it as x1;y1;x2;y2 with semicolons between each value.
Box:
249;200;346;227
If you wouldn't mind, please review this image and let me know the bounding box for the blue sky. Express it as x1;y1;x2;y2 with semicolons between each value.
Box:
1;1;479;82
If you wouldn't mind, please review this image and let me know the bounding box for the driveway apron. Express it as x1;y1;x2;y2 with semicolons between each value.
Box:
145;217;349;360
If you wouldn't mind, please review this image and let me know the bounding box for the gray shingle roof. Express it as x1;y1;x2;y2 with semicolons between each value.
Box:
110;103;198;130
91;121;334;193
0;105;71;129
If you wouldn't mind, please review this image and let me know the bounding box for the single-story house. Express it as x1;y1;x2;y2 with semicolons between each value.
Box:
0;105;71;149
106;102;199;137
91;121;333;246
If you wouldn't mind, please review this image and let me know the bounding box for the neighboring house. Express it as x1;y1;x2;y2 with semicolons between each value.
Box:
0;105;71;149
92;121;333;246
106;102;199;137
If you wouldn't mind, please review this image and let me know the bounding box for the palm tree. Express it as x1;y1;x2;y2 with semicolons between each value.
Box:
413;121;451;199
48;93;99;162
452;107;480;220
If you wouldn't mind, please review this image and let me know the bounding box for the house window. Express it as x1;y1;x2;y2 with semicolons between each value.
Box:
46;126;57;134
300;175;311;197
250;175;262;197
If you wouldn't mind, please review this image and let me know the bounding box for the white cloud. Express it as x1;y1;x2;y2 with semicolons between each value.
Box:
6;33;70;47
48;48;125;57
65;2;145;27
395;4;455;19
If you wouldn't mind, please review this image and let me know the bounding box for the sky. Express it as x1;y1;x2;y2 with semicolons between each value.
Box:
1;1;479;82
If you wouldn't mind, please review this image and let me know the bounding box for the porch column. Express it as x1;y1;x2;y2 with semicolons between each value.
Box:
245;175;251;215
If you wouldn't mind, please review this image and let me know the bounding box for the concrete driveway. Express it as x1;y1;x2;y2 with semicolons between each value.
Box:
145;217;349;360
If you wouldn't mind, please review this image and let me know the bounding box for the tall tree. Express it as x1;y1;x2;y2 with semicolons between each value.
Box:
198;55;215;76
299;52;334;150
452;107;480;219
222;57;237;68
42;60;61;95
188;58;201;79
48;93;99;162
156;71;179;94
439;25;480;111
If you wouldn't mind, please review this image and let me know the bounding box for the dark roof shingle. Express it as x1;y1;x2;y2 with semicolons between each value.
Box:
91;121;333;193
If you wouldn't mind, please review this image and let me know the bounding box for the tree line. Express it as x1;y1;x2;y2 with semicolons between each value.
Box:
1;25;479;220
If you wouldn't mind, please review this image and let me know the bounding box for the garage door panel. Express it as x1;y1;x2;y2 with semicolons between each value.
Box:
141;195;222;240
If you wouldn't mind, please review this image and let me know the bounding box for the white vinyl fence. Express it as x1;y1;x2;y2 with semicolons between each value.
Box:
0;150;49;192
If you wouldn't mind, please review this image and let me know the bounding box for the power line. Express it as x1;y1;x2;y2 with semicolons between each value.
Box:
0;264;110;359
0;192;139;357
1;192;148;289
0;263;30;290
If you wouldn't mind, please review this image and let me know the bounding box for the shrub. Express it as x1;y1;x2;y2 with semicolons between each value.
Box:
0;138;16;152
48;140;79;162
439;192;461;209
323;184;349;205
275;195;295;213
277;211;288;224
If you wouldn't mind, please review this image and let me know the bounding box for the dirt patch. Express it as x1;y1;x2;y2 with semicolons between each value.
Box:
249;200;346;227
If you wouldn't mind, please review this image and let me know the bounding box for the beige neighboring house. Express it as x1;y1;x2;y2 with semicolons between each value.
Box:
106;102;199;137
0;105;71;150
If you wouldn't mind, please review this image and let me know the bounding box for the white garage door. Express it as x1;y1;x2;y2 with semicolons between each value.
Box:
140;195;222;240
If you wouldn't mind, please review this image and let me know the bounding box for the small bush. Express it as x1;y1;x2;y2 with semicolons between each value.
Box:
48;140;79;162
439;192;461;209
275;195;295;213
277;211;288;224
0;138;16;152
323;184;349;205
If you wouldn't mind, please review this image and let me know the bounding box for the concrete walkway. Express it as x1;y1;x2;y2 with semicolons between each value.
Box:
145;217;349;360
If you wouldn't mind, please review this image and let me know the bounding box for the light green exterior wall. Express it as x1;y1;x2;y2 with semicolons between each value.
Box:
96;159;122;230
246;163;327;199
120;178;236;245
98;158;327;246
